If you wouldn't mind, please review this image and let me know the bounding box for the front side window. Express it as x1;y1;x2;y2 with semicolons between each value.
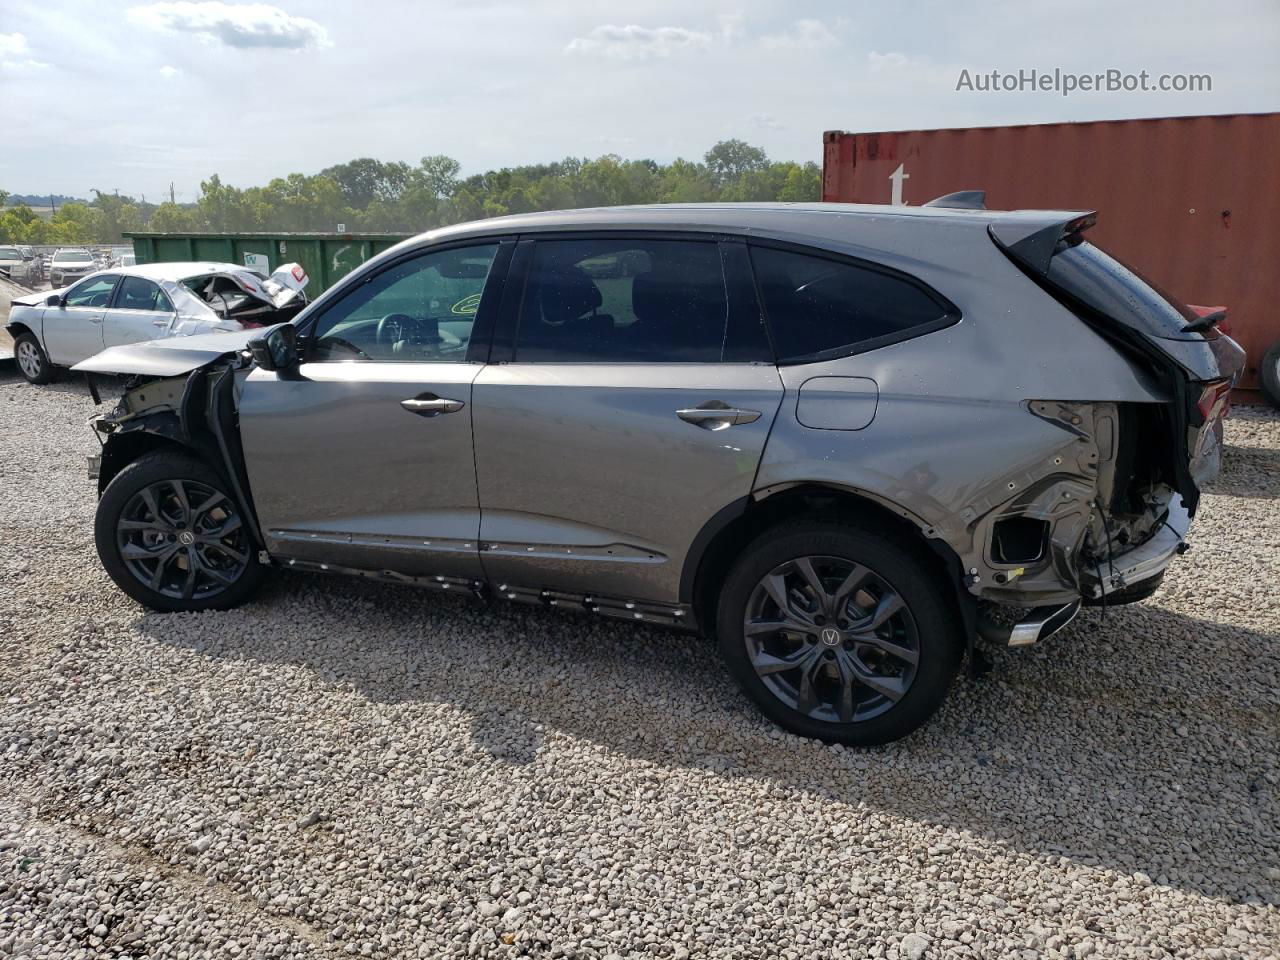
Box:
515;239;731;363
116;276;162;311
63;275;118;308
750;246;952;363
310;244;499;362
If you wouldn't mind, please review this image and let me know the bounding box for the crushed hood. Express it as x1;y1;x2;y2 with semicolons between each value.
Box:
72;325;283;377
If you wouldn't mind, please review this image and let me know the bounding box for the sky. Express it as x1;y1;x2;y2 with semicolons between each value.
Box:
1;0;1277;200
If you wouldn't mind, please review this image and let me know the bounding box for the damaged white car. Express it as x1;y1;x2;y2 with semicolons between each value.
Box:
6;261;309;385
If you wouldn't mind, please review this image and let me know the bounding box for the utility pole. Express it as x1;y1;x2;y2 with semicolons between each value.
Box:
169;182;175;205
50;194;57;214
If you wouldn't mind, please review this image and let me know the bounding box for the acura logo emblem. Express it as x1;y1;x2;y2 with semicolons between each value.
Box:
820;627;841;646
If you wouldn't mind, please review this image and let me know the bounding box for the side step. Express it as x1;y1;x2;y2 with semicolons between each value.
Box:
977;600;1081;647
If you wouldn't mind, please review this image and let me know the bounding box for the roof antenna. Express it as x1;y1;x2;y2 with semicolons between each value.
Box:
923;190;986;210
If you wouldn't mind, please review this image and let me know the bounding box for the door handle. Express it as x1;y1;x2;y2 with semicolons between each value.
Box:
88;315;104;324
676;402;762;430
401;396;465;417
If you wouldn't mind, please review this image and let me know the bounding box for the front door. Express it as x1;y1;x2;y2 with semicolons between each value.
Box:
41;274;118;365
238;241;511;579
473;236;783;604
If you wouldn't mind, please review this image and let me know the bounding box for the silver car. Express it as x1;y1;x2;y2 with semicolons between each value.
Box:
0;245;38;285
72;203;1243;744
47;248;98;287
6;260;309;384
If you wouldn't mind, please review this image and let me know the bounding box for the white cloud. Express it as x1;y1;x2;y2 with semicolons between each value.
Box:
127;2;331;51
760;19;840;50
158;64;181;78
749;112;783;130
565;24;714;60
0;33;48;71
868;50;911;72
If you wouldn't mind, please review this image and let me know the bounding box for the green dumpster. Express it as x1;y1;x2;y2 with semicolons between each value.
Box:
123;231;411;295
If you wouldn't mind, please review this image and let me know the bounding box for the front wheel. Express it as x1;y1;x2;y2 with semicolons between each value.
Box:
13;332;57;385
95;451;265;612
716;521;961;746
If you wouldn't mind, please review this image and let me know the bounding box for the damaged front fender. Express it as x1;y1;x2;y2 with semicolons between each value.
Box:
90;357;265;551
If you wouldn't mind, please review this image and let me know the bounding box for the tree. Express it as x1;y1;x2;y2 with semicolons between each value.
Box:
149;202;196;233
321;158;412;209
92;190;146;242
704;139;769;186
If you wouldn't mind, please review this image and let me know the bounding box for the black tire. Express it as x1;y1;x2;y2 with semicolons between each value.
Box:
95;451;265;612
716;521;962;746
1260;339;1280;411
13;331;58;385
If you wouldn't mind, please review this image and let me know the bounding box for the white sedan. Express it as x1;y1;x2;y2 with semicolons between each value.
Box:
6;261;308;384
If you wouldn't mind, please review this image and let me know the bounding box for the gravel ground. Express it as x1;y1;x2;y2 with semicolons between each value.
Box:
1;370;1277;960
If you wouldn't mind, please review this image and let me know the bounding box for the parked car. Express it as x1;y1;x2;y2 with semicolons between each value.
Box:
112;252;137;268
5;260;309;384
0;245;38;285
47;248;98;287
72;203;1243;745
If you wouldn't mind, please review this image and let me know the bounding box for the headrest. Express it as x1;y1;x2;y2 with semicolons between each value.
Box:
537;264;603;325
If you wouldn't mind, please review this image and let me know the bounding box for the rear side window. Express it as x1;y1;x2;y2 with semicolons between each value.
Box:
116;276;162;310
750;246;952;363
515;239;740;363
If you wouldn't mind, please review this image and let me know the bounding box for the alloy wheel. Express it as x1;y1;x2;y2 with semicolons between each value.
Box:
116;478;249;600
743;555;920;724
16;340;41;380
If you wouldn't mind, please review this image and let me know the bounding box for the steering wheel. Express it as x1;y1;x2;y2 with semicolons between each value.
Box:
376;313;415;347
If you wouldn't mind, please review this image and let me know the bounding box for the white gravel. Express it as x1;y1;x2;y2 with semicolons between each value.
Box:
1;368;1277;959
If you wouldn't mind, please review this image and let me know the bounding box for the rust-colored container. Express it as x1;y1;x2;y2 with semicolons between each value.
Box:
822;113;1280;401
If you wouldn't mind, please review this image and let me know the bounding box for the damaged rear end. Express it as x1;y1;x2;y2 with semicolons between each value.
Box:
974;215;1244;640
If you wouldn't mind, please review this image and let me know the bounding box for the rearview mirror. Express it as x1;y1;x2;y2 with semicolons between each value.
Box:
247;323;299;373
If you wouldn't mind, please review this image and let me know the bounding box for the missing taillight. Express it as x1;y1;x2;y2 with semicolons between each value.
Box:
992;516;1049;565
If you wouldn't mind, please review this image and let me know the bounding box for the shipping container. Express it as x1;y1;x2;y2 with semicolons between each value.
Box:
123;231;410;297
822;113;1280;402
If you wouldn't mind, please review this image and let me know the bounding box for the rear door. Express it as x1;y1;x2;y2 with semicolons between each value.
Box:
41;274;119;365
103;275;178;349
472;235;782;605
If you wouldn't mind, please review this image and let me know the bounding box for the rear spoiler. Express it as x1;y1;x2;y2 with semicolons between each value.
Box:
988;212;1097;276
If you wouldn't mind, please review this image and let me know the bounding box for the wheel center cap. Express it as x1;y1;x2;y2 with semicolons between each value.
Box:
820;627;841;646
178;530;195;545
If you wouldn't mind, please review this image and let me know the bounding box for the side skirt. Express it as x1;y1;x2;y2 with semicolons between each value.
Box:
277;557;696;631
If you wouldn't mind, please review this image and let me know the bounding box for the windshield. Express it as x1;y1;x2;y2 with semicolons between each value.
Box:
54;251;91;263
0;247;20;260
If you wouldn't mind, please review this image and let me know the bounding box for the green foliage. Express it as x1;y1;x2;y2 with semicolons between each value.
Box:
1;141;820;243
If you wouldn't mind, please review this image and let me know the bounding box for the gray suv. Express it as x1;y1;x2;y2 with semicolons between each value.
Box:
74;203;1243;744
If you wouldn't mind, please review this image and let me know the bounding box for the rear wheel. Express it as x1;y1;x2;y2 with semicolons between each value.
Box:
13;332;57;385
1260;339;1280;410
717;521;961;745
95;451;265;612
